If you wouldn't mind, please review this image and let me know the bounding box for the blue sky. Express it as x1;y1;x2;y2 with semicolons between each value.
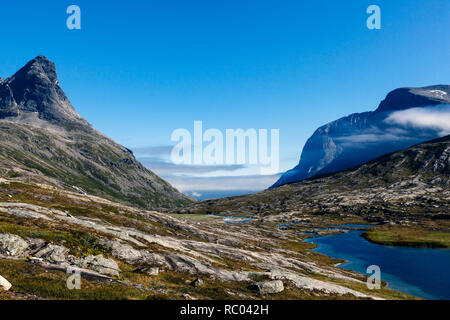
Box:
0;0;448;198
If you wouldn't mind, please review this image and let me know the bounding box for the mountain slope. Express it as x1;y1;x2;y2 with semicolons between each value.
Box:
188;135;450;218
272;85;450;188
0;56;192;209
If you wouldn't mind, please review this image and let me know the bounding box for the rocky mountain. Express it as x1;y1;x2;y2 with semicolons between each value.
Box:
0;56;192;209
272;85;450;188
0;135;446;301
189;135;449;218
0;58;446;301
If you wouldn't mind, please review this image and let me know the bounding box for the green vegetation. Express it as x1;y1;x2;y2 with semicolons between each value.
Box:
167;213;226;222
363;225;450;248
0;259;154;300
0;122;192;211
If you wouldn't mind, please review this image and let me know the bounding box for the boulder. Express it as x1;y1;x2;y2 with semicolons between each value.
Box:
250;280;284;295
135;266;159;276
83;255;120;277
106;241;144;264
33;243;69;264
190;278;204;287
0;233;29;257
0;274;12;291
144;267;159;276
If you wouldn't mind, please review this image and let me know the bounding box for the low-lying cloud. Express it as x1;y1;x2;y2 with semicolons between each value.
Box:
167;174;281;192
386;105;450;135
336;132;408;144
138;156;245;175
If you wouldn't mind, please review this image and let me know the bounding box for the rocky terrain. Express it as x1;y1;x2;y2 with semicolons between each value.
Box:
272;85;450;187
0;56;447;300
0;178;413;300
0;56;192;210
1;135;446;300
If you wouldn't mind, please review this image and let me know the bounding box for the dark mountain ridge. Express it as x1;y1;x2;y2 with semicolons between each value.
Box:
188;135;449;218
272;85;450;188
0;56;192;209
0;56;89;127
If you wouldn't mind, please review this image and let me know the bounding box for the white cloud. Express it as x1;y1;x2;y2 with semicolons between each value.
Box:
190;191;202;197
167;174;281;192
336;132;406;144
385;105;450;135
137;156;245;175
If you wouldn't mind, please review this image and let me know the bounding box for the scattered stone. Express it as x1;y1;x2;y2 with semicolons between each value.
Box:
83;255;120;277
0;233;29;257
33;243;69;264
267;269;378;298
27;238;46;253
272;232;287;240
190;278;204;287
0;274;12;291
106;241;144;264
136;267;159;276
181;293;196;300
250;280;284;295
225;289;251;299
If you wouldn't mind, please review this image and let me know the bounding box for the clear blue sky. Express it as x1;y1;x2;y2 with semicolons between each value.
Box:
0;0;448;197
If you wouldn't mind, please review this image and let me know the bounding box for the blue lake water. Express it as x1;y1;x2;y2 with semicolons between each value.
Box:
305;230;450;300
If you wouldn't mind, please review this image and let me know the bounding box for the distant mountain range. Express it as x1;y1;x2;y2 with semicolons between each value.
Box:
0;56;192;209
272;85;450;188
189;135;449;218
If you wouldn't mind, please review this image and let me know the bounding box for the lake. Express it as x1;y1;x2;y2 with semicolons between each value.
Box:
304;230;450;300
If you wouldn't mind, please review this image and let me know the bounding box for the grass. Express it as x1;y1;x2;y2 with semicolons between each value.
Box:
362;223;450;248
0;180;434;301
0;218;110;257
0;258;151;300
166;213;225;223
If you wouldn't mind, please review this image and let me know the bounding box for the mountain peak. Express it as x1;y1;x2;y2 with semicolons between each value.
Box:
0;56;89;128
271;84;449;188
375;85;450;113
13;55;58;85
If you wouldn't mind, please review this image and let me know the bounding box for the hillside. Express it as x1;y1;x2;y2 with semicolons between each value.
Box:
0;56;192;209
272;85;450;188
0;178;413;300
188;135;450;219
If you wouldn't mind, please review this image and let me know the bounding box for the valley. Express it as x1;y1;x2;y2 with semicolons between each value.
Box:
0;56;448;300
0;179;417;300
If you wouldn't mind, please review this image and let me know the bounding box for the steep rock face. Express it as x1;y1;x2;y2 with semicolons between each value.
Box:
0;56;88;126
376;85;450;112
272;85;450;188
0;56;192;209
